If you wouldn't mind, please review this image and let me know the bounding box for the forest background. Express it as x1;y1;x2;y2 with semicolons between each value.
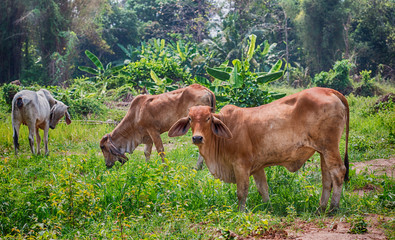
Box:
1;0;394;88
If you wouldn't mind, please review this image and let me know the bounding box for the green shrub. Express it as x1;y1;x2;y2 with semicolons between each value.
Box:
354;70;382;97
314;60;354;94
1;84;21;106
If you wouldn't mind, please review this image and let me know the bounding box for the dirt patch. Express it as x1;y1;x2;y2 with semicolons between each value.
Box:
352;158;395;177
285;215;390;240
212;214;391;239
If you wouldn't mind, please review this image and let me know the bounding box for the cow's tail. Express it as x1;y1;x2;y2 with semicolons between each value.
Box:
16;97;23;109
332;90;349;182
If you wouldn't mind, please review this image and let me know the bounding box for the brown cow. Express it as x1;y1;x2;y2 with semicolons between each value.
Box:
100;84;215;168
168;87;349;212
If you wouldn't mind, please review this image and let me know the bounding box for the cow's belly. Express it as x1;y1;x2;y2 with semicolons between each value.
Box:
255;145;316;173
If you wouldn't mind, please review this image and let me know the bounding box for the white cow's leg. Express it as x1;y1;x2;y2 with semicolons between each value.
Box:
28;123;36;154
35;127;41;155
234;162;250;212
12;121;21;155
144;141;153;162
319;153;332;213
43;125;49;155
253;169;270;202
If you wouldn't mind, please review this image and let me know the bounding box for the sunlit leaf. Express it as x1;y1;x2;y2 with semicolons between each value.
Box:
256;71;284;84
207;67;230;81
84;50;103;70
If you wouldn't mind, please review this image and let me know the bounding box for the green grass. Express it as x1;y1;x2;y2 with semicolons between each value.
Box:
0;94;394;239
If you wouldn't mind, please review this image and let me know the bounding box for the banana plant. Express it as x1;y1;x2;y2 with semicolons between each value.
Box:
78;50;124;81
138;70;178;94
198;34;286;107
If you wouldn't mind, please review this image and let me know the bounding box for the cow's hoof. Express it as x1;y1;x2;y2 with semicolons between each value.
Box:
328;206;339;215
315;207;327;216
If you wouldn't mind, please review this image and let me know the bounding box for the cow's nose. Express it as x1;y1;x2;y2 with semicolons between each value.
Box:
192;135;203;144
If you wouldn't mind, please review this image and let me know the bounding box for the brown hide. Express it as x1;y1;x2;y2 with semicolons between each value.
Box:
100;84;215;168
168;87;349;212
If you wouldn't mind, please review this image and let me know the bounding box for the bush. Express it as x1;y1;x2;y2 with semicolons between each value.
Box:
314;60;354;94
68;97;105;117
354;70;383;97
1;84;21;106
113;57;191;92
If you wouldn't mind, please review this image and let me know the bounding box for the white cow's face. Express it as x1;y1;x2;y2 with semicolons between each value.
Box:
49;102;71;129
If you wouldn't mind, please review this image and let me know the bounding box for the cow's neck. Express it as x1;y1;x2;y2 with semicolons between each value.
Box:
111;124;140;154
198;136;235;183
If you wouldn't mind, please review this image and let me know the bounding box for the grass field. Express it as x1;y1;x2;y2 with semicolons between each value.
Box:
0;93;394;239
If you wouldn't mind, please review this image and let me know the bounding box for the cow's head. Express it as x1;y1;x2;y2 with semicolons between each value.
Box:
49;101;71;129
100;134;128;168
168;106;232;145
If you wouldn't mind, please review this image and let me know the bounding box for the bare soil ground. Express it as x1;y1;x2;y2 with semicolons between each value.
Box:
285;214;391;240
352;158;395;177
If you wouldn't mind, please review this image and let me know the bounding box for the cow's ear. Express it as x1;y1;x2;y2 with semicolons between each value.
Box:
211;116;232;139
65;109;72;125
109;144;128;160
168;117;190;137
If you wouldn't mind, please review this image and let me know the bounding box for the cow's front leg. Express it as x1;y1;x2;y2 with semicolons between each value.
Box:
195;153;205;170
43;125;49;155
253;169;270;202
144;141;153;162
234;162;250;212
35;127;41;155
147;129;165;163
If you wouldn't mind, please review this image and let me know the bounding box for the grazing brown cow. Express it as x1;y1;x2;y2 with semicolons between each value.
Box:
168;87;349;212
100;84;215;168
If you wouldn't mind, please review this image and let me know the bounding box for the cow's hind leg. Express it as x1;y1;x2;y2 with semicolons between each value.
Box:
321;151;346;212
253;169;270;202
319;153;332;213
28;123;36;154
13;122;21;155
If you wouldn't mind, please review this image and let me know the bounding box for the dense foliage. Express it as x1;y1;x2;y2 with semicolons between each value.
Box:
1;0;394;85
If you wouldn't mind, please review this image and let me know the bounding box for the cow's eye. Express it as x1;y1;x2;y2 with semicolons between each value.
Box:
207;117;211;121
188;117;191;122
100;145;104;149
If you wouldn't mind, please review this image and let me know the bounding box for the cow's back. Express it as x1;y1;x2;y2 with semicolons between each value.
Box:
138;84;214;132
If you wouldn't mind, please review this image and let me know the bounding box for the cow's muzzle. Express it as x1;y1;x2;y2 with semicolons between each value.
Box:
192;135;203;144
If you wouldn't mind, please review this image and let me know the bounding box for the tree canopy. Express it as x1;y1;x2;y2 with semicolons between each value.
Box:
1;0;394;85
